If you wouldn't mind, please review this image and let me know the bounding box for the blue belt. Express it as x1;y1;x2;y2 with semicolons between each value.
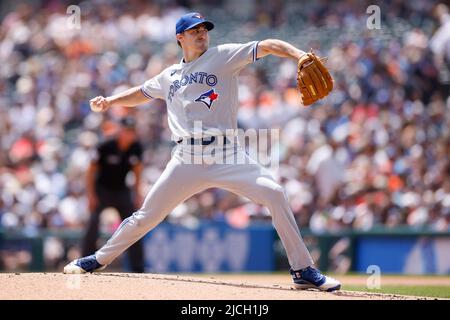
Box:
177;136;230;145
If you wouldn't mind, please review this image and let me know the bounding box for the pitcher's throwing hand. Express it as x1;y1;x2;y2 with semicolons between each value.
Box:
90;96;110;112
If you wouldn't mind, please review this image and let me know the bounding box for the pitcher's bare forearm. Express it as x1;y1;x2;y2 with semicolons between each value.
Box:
90;86;151;112
107;86;151;108
257;39;306;61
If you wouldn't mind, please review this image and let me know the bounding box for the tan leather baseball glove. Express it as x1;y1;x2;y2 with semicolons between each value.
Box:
297;51;333;106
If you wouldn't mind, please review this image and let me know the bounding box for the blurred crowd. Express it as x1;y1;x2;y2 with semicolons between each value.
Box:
1;0;450;269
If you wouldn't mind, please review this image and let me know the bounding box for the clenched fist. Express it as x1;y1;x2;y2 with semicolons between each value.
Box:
90;96;111;112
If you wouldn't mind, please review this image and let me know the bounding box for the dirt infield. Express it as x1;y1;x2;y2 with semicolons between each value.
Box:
1;273;447;300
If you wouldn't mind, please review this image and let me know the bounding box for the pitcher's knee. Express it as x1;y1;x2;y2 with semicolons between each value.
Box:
121;210;147;229
131;208;167;230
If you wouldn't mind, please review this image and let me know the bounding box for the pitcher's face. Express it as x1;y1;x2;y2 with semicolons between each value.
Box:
177;24;210;52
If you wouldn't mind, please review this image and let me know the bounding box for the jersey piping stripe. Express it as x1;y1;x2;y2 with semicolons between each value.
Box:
113;216;131;235
140;86;154;99
253;41;260;62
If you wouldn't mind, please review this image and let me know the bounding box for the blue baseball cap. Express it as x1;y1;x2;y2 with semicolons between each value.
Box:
175;12;214;34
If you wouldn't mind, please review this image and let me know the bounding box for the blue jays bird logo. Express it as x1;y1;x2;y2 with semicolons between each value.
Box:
195;89;219;109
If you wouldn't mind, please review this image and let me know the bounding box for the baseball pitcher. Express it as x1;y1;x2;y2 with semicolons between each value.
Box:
64;12;340;292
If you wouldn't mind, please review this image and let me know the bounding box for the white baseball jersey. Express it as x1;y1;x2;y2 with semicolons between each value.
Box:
141;41;260;139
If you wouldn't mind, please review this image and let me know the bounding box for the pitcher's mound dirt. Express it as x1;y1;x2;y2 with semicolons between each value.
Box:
0;273;437;300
